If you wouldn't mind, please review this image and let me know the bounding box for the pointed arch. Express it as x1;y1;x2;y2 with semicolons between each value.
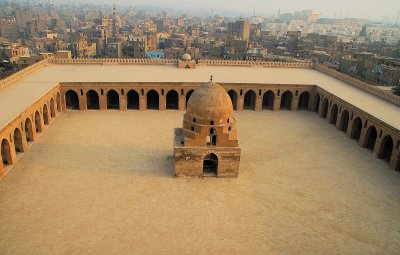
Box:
363;126;377;152
25;118;34;142
1;139;13;166
127;90;139;110
321;98;329;118
147;90;159;110
262;90;274;110
350;117;363;141
166;90;179;110
13;128;24;154
244;90;256;110
86;90;100;110
228;90;238;110
50;98;56;118
106;89;120;110
280;91;293;110
339;110;349;133
65;90;79;110
298;91;309;110
314;93;320;112
35;111;42;133
203;153;218;176
56;92;61;112
43;104;49;125
329;104;338;125
378;135;394;163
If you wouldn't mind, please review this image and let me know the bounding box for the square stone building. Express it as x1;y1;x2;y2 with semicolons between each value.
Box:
174;80;241;178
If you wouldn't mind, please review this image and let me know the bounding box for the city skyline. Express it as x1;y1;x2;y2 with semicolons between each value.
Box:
50;0;400;23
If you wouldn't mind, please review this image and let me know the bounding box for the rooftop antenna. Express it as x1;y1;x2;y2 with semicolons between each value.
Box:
253;8;256;17
396;10;399;25
278;8;281;19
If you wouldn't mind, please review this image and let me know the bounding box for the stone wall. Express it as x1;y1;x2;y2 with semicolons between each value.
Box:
198;59;313;68
48;58;178;65
314;64;400;106
0;60;48;92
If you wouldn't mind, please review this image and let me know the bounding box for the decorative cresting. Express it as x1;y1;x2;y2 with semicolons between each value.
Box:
174;77;241;178
183;80;238;147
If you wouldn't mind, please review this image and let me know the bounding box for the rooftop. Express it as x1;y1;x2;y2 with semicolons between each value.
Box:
0;64;399;130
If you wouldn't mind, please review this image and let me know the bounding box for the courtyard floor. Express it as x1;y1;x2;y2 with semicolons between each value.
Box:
0;111;399;254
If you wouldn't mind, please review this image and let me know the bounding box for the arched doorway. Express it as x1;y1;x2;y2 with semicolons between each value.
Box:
56;92;61;112
298;91;309;110
147;90;159;110
86;90;100;110
127;90;139;110
314;93;320;112
43;104;49;125
262;91;274;110
340;110;349;133
50;98;56;118
350;117;362;141
280;91;293;110
203;153;218;176
321;98;329;118
228;90;238;110
378;136;394;163
107;90;120;110
329;104;338;125
244;90;256;110
13;128;24;154
65;90;79;110
35;111;42;133
364;126;377;152
1;139;12;166
186;90;194;107
25;118;34;142
166;90;179;110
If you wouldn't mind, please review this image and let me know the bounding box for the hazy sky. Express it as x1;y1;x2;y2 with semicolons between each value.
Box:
55;0;400;23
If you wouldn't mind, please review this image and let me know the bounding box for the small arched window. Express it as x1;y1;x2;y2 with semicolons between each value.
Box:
191;126;194;131
228;126;231;131
227;118;230;123
210;120;214;125
193;118;196;123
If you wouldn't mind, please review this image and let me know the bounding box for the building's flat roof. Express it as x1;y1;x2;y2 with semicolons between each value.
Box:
0;64;399;129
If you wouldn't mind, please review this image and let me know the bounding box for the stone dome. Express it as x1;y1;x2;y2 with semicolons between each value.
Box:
186;81;233;125
182;53;192;61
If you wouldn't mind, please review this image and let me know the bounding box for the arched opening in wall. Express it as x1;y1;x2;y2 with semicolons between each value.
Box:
106;90;120;110
364;126;377;152
50;98;56;118
340;110;349;133
321;98;329;118
262;90;274;110
314;93;320;112
147;90;159;110
244;90;256;110
127;90;139;110
35;111;42;133
56;92;61;112
25;118;34;142
228;90;238;110
298;91;309;110
13;128;24;154
86;90;99;110
166;90;179;110
329;104;338;125
203;153;218;176
350;117;362;141
43;104;49;125
378;136;394;163
65;90;79;110
186;90;194;106
280;91;293;110
1;139;12;166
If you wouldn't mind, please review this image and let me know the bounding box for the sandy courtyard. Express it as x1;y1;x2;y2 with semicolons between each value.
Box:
0;111;399;254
